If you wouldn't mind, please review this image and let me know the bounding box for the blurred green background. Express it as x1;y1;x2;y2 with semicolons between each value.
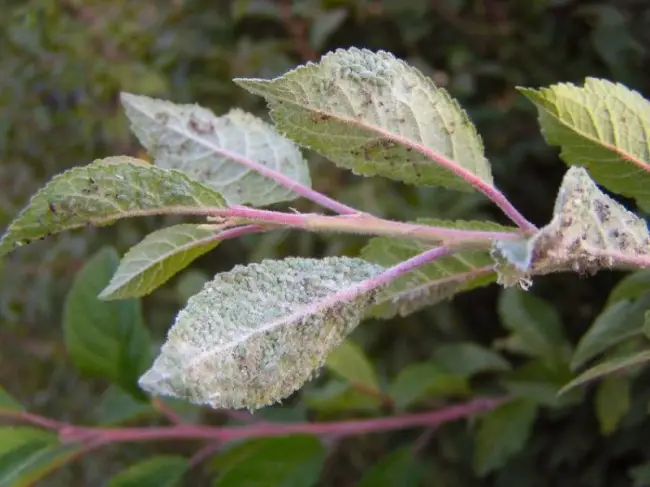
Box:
1;0;650;485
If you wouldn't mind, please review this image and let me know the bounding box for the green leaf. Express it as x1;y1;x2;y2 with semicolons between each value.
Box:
519;78;650;210
326;339;379;389
0;157;226;258
121;93;311;207
595;375;631;435
106;456;188;487
560;350;650;394
645;311;650;339
0;388;22;412
571;295;650;370
362;219;508;319
212;435;326;487
606;269;650;306
0;427;80;487
303;380;382;413
630;463;650;487
100;224;222;300
139;256;385;410
388;362;469;410
503;359;581;407
434;343;511;377
357;447;423;487
235;48;493;192
63;247;151;400
473;399;538;476
95;386;155;426
498;288;569;359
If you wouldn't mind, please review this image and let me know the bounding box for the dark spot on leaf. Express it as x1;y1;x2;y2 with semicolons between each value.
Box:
155;112;170;125
48;202;57;214
188;114;214;135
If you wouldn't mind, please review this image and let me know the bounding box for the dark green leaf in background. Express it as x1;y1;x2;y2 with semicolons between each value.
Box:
388;362;469;410
357;447;424;487
106;456;188;487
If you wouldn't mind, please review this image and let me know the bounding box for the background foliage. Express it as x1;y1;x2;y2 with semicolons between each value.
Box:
1;0;650;485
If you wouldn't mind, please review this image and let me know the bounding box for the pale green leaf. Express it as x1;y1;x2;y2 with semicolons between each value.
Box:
571;295;650;370
235;48;493;192
519;78;650;210
212;436;326;487
326;339;379;389
100;224;222;300
498;288;570;360
64;247;151;400
560;350;650;394
492;166;650;287
434;343;511;377
388;362;469;410
357;447;423;487
473;399;538;476
106;456;188;487
95;386;155;426
139;257;384;410
303;380;382;413
362;219;508;319
0;388;22;412
606;269;650;306
0;157;226;258
595;375;631;435
121;93;311;207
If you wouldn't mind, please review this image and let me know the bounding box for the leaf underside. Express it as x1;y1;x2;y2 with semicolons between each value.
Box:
520;78;650;211
139;256;385;410
0;157;226;259
121;93;311;207
235;48;493;192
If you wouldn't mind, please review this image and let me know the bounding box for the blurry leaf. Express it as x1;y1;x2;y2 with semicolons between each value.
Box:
362;219;508;319
595;375;631;435
326;339;379;389
175;269;211;303
309;9;347;50
100;224;222;300
64;247;151;400
0;388;22;412
498;288;569;359
212;436;326;487
630;463;650;487
106;456;188;487
645;311;650;339
519;79;650;211
607;269;650;306
473;399;538;476
560;350;650;394
388;362;469;409
231;0;280;21
121;93;311;207
139;257;384;410
357;447;424;487
434;343;511;377
304;380;382;413
0;427;80;487
95;386;155;426
571;296;650;370
235;48;494;192
0;157;226;258
503;359;581;407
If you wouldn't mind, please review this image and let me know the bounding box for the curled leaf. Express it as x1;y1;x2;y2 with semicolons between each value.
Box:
139;257;385;410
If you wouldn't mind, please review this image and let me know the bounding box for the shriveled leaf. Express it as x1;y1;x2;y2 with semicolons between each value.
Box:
121;93;311;207
0;388;22;412
0;427;80;487
362;219;508;319
235;48;493;192
0;157;226;258
595;375;631;435
560;350;650;394
606;269;650;306
520;78;650;210
100;224;222;300
64;247;151;400
498;288;570;360
388;362;469;410
434;343;511;377
571;295;650;370
138;257;385;410
325;339;379;389
492;166;650;287
357;447;423;487
473;399;538;476
106;456;188;487
212;435;326;487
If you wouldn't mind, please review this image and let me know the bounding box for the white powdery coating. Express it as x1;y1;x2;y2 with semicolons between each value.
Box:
139;256;384;410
